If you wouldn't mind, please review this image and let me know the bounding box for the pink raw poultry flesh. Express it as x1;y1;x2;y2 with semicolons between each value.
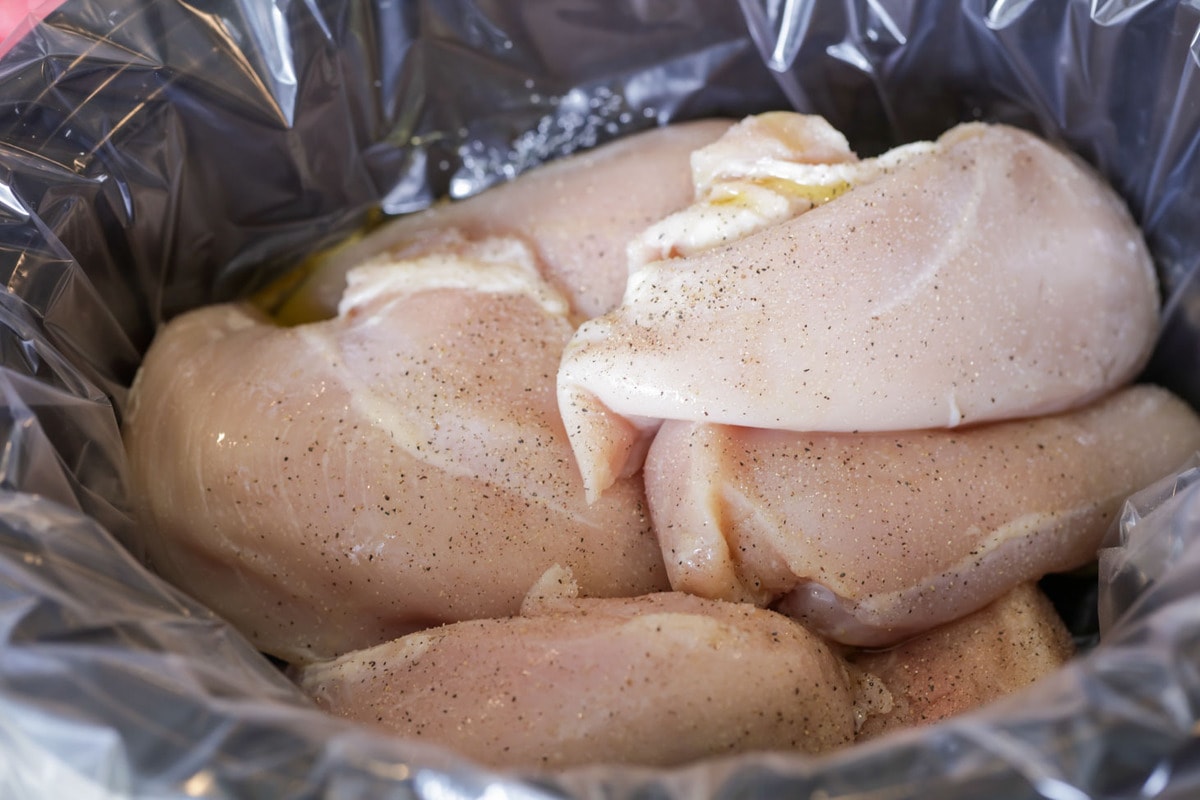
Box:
124;110;1193;763
850;582;1075;740
275;119;734;323
124;239;669;664
557;120;1161;501
292;590;858;770
125;122;745;665
644;385;1200;646
291;578;1076;770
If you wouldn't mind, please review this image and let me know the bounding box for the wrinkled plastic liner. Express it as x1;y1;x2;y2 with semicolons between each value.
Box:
2;1;1200;797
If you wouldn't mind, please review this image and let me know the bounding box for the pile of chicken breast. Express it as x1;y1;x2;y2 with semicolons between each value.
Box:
124;113;1200;770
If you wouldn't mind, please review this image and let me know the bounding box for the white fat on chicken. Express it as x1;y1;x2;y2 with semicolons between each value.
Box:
626;112;866;268
124;238;667;665
643;384;1200;647
558;116;1160;500
274;118;734;324
291;590;856;770
627;112;932;270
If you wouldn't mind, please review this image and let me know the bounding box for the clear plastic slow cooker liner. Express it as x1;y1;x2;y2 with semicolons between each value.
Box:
2;0;1200;797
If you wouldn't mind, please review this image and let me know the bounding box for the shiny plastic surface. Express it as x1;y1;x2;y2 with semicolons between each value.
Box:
2;1;1200;797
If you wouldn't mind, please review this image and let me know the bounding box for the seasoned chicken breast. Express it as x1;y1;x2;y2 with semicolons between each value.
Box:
850;582;1074;740
124;239;667;664
644;385;1200;646
558;118;1160;500
292;591;856;770
275;118;734;324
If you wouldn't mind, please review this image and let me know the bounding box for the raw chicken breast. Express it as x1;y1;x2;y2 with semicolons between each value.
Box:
626;112;860;269
292;590;856;770
558;119;1160;499
124;239;667;664
274;119;733;324
850;582;1074;740
644;385;1200;647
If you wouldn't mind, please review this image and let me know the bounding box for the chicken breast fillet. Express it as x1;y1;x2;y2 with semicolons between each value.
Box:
275;118;734;324
558;119;1160;500
644;385;1200;647
850;582;1074;741
292;591;856;770
124;240;667;664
